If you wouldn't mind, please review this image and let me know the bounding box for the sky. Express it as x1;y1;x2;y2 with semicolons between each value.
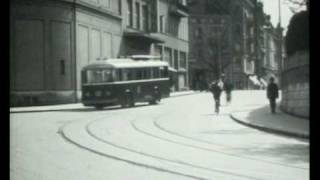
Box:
260;0;306;34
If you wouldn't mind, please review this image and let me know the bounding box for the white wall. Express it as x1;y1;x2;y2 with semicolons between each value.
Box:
75;10;122;93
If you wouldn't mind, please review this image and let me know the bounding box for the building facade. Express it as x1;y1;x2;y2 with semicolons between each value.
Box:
260;16;281;87
10;0;189;106
188;0;266;90
150;0;189;91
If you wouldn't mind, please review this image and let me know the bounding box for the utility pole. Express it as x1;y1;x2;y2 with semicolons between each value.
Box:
218;26;222;77
278;0;283;87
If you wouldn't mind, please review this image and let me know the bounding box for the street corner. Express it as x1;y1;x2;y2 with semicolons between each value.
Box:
230;107;309;140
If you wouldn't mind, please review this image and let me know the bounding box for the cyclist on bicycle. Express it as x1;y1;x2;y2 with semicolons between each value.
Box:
223;80;233;105
209;79;224;114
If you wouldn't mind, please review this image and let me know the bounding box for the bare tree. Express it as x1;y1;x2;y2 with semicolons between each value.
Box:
196;25;232;78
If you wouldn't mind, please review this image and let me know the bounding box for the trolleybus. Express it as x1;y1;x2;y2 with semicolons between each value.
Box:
81;58;170;109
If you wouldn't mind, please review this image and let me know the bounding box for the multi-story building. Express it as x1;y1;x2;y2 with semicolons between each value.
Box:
188;0;264;89
10;0;189;106
150;0;189;92
260;15;281;87
10;0;122;106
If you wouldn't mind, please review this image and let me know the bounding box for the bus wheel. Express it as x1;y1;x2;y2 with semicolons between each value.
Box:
149;96;161;105
122;93;134;108
128;94;135;107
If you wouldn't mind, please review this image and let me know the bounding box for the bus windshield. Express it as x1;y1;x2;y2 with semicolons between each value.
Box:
86;69;113;84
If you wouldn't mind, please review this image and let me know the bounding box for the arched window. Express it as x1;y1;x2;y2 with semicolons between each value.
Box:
195;27;202;38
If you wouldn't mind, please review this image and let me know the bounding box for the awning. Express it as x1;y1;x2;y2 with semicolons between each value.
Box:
178;68;187;72
168;67;178;72
249;75;261;86
123;31;164;44
260;78;268;87
129;55;161;60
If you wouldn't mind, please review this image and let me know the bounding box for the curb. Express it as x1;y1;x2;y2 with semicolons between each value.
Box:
230;114;309;139
10;91;198;113
9;108;86;114
168;91;199;98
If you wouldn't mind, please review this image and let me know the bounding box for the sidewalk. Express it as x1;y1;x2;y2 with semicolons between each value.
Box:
230;105;309;139
10;90;197;113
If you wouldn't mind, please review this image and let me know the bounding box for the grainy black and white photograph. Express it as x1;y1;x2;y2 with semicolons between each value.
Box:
10;0;309;179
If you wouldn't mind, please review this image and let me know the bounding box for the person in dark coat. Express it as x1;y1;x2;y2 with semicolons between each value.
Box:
209;80;224;113
224;81;233;104
267;77;279;114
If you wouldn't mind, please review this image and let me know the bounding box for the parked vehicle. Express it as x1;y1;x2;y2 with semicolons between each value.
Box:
81;58;170;109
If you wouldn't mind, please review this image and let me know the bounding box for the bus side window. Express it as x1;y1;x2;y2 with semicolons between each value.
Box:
122;69;128;81
81;70;87;83
136;69;142;80
164;67;169;77
114;69;121;81
146;68;151;79
117;69;121;81
153;67;159;78
142;69;147;79
102;69;113;82
150;68;154;79
128;69;134;80
160;67;164;78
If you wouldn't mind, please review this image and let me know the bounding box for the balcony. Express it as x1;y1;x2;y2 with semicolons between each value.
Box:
169;2;189;18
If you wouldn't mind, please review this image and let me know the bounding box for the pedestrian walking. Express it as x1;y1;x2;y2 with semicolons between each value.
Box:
224;80;233;104
209;79;224;114
267;77;279;114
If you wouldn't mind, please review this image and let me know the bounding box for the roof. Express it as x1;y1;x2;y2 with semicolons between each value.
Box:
129;55;161;60
82;59;169;70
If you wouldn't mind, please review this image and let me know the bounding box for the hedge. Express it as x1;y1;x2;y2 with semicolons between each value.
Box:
285;11;309;57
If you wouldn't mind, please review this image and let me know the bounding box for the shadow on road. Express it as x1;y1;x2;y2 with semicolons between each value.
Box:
244;105;309;141
236;143;309;164
234;105;309;164
58;103;157;113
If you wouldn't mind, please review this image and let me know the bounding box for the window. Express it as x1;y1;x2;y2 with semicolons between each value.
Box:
135;2;140;29
251;43;254;53
180;52;187;68
152;67;160;78
122;69;133;81
160;15;164;33
159;66;168;78
114;69;121;81
127;0;133;27
118;0;122;15
195;27;202;38
86;69;113;83
164;47;172;66
174;50;178;69
155;45;163;60
60;60;65;75
250;27;254;36
142;4;149;31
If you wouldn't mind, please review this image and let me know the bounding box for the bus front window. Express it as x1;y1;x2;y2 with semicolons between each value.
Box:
86;69;113;84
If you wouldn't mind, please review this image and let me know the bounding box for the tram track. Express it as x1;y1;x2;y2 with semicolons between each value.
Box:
85;116;266;180
131;117;308;170
58;97;308;180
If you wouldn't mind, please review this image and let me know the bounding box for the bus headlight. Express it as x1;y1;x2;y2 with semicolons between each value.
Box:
85;92;91;97
95;91;102;97
105;91;111;96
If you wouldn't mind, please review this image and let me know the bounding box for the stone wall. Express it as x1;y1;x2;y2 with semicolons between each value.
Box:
281;51;309;118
